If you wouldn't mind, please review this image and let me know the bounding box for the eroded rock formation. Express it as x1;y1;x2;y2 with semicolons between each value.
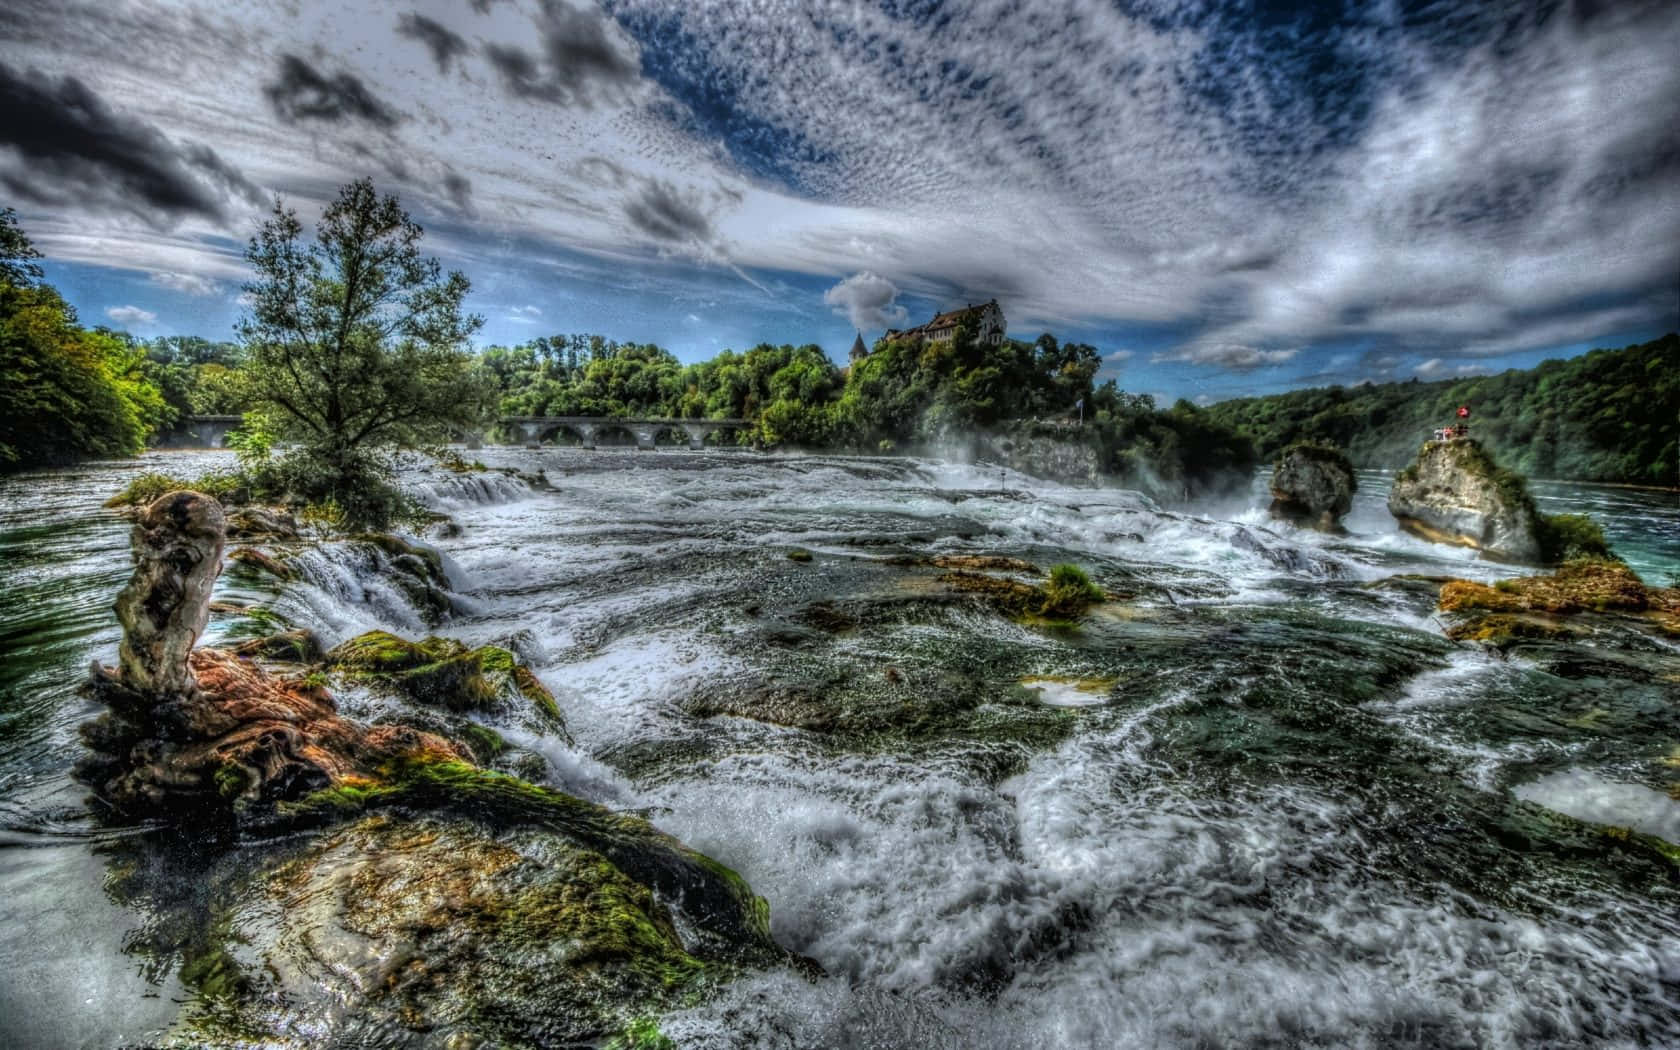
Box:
1269;442;1355;531
1387;440;1543;562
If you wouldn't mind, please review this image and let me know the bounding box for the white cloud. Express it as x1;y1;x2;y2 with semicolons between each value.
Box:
1105;349;1135;362
105;304;157;326
823;271;908;332
149;270;221;296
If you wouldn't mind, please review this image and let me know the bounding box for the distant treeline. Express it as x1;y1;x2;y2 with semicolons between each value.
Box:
1204;334;1679;487
480;326;1256;496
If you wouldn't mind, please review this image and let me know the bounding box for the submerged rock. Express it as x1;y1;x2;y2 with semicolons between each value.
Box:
1388;440;1544;562
1268;442;1355;531
225;505;299;541
327;630;566;735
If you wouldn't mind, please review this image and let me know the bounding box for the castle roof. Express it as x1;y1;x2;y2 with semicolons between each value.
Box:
850;332;868;358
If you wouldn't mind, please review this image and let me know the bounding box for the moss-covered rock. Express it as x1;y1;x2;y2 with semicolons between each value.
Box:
938;562;1107;622
1437;558;1680;649
226;545;297;582
154;807;779;1048
326;630;566;731
227;629;323;665
279;756;787;965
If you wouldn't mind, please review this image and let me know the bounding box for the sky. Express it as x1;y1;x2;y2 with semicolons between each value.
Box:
2;0;1677;405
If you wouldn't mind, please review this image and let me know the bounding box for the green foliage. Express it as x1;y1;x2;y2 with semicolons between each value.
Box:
1536;512;1613;564
1205;334;1680;485
1041;564;1105;619
1;214;169;468
238;179;495;527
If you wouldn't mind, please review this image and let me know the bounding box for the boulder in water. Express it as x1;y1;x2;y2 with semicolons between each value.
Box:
1268;442;1355;531
1387;440;1544;562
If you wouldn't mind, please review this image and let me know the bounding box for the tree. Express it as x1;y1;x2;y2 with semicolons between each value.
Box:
238;179;491;524
1;212;163;469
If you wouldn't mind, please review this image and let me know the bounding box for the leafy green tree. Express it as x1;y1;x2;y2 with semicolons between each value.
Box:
238;179;492;524
0;212;164;469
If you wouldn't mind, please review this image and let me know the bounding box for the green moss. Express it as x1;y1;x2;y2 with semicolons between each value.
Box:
281;757;782;960
786;549;814;562
213;762;250;801
607;1017;678;1050
459;723;508;763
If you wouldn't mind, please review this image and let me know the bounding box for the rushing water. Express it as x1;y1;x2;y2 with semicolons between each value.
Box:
1;449;1677;1048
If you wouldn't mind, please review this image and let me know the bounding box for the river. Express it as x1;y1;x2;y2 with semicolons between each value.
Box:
1;449;1677;1048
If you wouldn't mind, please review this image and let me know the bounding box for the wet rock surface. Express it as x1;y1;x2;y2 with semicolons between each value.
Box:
1269;442;1355;531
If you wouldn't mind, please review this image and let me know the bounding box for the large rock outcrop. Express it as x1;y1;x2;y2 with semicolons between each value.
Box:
1387;440;1544;562
1269;442;1356;531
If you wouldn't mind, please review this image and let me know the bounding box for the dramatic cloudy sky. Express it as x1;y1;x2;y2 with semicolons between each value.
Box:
3;0;1677;403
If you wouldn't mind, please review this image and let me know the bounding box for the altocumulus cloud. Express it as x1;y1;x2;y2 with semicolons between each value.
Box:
484;0;641;108
150;271;220;297
823;272;908;332
0;61;262;226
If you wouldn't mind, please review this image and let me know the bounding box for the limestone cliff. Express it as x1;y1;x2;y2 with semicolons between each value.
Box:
1387;440;1543;562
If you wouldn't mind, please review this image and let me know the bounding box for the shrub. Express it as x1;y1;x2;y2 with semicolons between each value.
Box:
1041;564;1105;619
1537;512;1613;563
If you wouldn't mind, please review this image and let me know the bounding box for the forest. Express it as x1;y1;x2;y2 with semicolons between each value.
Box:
1204;334;1679;487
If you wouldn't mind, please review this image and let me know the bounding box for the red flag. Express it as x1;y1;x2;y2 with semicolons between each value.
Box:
1457;405;1470;418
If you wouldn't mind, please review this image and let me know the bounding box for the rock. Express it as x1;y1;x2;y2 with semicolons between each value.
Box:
228;628;324;665
225;505;299;541
327;630;568;737
1435;558;1680;651
1269;442;1355;531
227;545;297;581
1387;440;1544;562
112;490;226;697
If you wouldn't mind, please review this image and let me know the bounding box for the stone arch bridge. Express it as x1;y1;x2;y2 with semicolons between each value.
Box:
498;417;749;450
170;416;751;450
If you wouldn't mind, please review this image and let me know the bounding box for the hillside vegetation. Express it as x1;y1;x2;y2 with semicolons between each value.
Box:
1204;334;1678;487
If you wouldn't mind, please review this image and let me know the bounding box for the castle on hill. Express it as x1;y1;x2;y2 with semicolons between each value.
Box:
851;299;1008;364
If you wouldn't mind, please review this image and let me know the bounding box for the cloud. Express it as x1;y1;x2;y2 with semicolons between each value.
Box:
105;304;157;325
1105;349;1135;362
484;0;641;108
1153;342;1299;371
150;271;219;296
397;12;469;73
822;271;908;332
442;171;474;215
0;61;261;226
623;179;713;244
265;54;401;127
508;304;542;320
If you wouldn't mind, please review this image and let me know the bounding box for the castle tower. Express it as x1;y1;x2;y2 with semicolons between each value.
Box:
849;332;869;363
